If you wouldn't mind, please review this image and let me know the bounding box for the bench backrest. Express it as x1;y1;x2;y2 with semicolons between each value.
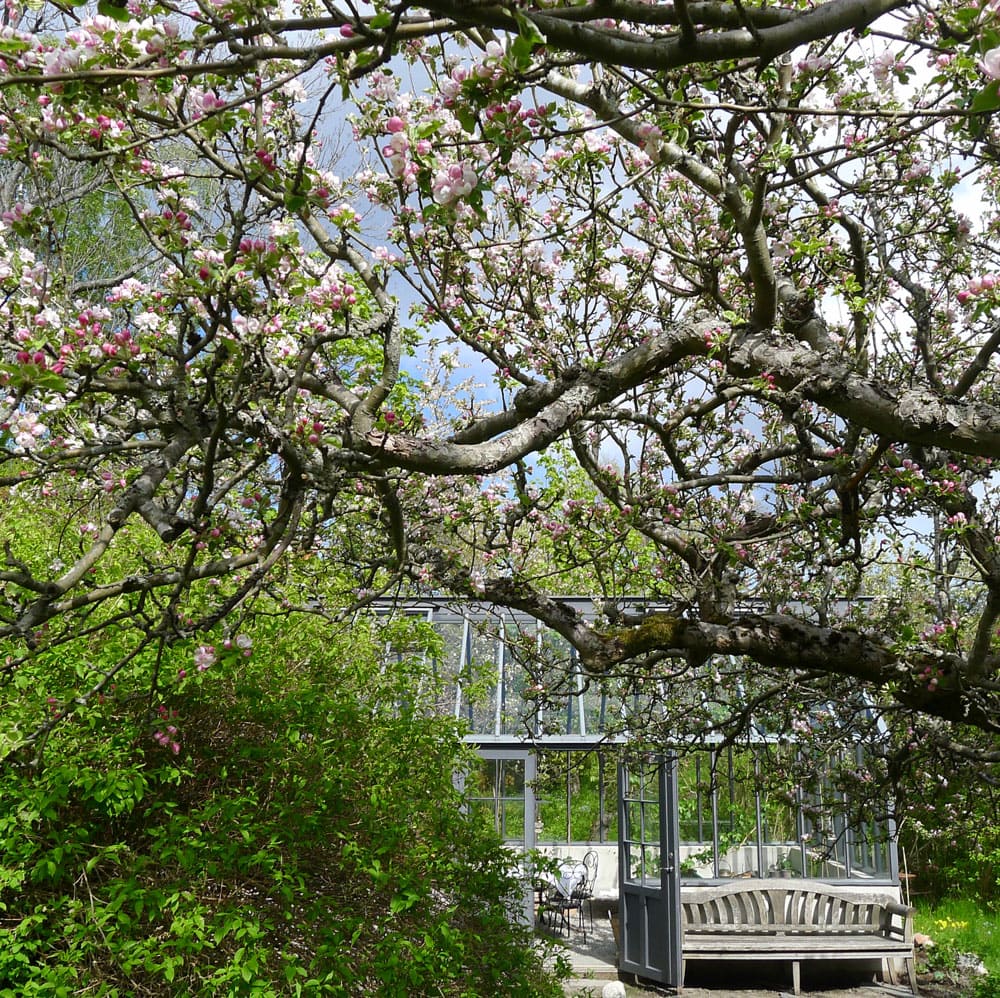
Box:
683;883;888;935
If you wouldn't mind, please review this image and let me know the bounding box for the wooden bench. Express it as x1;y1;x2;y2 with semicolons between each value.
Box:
682;880;918;995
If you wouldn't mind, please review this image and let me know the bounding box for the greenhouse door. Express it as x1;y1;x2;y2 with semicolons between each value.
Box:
462;749;537;925
617;755;682;987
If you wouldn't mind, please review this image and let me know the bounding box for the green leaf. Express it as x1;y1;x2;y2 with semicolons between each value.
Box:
389;890;419;914
455;107;477;135
370;11;392;29
513;10;546;46
953;5;980;25
414;119;442;139
284;193;306;213
665;123;689;146
32;370;68;393
353;48;376;72
97;0;132;20
970;81;1000;115
509;35;534;71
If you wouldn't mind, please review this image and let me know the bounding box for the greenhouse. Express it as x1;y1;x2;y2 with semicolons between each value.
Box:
375;597;902;987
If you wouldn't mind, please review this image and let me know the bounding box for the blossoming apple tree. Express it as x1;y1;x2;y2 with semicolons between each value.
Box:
3;0;1000;769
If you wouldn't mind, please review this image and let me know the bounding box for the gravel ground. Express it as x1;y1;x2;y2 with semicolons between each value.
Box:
562;973;969;998
563;979;906;998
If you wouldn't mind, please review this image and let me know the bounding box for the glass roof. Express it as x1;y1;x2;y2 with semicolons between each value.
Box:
376;598;607;741
371;596;884;746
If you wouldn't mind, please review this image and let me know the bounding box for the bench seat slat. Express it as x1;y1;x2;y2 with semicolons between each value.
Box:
685;935;913;954
685;923;898;935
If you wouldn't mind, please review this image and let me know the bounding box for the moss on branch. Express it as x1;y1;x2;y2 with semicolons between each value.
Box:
600;611;690;661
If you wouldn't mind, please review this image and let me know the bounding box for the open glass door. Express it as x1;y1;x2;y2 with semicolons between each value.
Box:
618;754;682;986
463;749;537;924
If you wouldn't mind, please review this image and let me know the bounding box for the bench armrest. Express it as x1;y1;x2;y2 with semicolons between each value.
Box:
879;901;915;942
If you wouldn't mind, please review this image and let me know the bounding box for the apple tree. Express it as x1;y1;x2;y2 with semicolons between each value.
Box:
1;0;1000;772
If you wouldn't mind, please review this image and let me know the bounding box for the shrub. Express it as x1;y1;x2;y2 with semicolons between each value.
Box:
0;612;563;997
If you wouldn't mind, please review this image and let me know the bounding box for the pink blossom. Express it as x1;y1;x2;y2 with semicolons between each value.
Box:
153;728;182;753
191;89;226;116
635;122;662;145
432;160;478;205
981;46;1000;80
194;644;216;671
384;131;408;157
872;49;907;87
9;411;47;450
440;66;468;100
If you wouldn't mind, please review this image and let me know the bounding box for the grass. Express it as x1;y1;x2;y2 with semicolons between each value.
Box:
914;897;1000;982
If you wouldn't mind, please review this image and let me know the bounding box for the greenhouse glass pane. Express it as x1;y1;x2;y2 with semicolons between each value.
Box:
570;752;606;842
712;750;758;877
643;800;661;838
502;800;526;840
679;752;716;877
603;754;619;842
580;673;605;736
678;752;713;844
624;840;642;881
471;757;499;795
431;621;464;717
469;797;498;828
628;799;643;838
500;626;536;735
466;759;501;832
535;630;575;735
465;757;529;845
468;628;501;735
758;746;801;876
642;843;663;885
535;752;570;843
851;819;891;876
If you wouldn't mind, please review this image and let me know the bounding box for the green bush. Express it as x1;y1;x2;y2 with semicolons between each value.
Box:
895;743;1000;907
973;976;1000;998
0;613;563;997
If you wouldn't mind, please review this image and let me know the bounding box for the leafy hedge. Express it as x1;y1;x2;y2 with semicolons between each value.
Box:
0;613;562;997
